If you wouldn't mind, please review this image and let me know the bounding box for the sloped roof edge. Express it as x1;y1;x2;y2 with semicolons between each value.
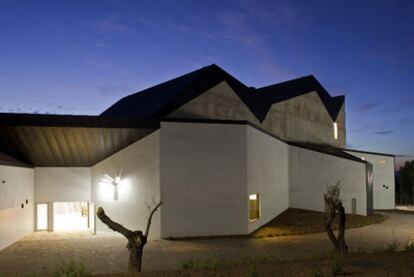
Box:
101;64;344;122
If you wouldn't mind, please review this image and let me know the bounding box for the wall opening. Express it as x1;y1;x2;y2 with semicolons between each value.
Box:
333;122;338;140
249;194;260;221
36;203;48;230
53;202;88;231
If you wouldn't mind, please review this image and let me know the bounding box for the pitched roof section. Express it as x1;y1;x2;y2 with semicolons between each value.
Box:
101;64;344;122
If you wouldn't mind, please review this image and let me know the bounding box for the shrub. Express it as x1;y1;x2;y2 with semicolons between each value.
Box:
247;264;259;277
52;261;90;277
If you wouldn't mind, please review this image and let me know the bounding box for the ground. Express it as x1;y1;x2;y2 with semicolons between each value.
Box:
0;211;413;276
95;251;414;276
252;208;386;238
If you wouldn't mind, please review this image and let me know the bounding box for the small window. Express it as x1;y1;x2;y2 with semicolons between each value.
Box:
249;194;260;221
333;122;338;140
351;198;357;215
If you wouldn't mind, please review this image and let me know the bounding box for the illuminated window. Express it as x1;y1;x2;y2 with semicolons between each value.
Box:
379;159;387;164
333;122;338;140
249;194;260;221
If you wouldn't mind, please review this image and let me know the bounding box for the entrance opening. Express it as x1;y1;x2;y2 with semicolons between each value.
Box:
53;202;88;231
36;203;48;230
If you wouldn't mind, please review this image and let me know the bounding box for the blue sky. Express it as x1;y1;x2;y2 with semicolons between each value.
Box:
0;0;413;156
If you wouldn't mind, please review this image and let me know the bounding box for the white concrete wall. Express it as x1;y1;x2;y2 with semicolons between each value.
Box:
345;151;395;210
34;167;91;203
289;146;368;215
0;165;34;250
246;126;289;233
160;122;247;237
91;131;161;239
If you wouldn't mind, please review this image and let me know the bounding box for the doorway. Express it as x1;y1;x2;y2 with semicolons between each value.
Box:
53;202;88;231
36;203;48;230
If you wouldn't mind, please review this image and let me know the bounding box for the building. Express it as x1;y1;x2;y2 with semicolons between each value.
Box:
0;64;395;250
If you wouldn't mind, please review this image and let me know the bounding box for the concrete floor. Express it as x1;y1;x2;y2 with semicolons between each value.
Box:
0;212;414;276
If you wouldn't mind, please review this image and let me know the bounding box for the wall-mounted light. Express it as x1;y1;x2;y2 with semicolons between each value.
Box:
102;174;122;201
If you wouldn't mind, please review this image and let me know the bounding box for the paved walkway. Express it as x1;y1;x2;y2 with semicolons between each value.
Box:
0;212;413;275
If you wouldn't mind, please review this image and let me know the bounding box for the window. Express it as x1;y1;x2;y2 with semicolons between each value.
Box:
249;194;260;221
333;122;338;140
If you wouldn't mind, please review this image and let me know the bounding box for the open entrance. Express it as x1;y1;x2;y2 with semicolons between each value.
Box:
36;203;48;230
53;202;89;231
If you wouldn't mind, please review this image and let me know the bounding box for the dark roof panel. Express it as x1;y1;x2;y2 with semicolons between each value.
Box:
101;64;344;122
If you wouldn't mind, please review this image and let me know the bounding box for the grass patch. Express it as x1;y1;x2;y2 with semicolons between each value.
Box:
52;261;90;277
252;208;387;238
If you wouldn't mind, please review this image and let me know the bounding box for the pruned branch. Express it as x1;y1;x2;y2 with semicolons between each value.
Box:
97;207;133;238
145;201;163;238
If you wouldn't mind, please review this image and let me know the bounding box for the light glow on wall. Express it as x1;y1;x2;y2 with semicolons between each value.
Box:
98;175;131;202
101;174;122;201
333;122;338;140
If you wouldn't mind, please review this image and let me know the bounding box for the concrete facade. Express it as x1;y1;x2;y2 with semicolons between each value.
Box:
160;122;247;237
345;150;395;210
0;165;34;250
289;145;368;215
168;81;346;148
246;125;289;233
91;130;161;239
34;167;91;203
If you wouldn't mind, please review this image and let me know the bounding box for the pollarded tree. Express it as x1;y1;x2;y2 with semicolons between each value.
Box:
323;182;348;253
97;201;162;273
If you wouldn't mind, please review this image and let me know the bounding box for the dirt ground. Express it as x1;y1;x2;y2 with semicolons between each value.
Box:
252;208;386;238
95;251;414;276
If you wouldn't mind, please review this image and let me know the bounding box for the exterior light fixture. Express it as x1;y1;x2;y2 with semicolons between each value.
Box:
103;174;121;201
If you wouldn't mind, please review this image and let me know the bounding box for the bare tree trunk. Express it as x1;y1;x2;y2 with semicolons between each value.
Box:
337;204;348;253
97;202;162;273
324;202;348;253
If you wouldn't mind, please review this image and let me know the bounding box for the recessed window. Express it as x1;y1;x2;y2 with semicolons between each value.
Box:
249;194;260;221
333;122;338;140
379;159;387;164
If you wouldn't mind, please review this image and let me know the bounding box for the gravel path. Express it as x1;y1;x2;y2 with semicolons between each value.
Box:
0;212;413;276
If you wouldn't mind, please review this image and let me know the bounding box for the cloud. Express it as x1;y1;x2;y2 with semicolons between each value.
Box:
399;118;414;126
93;13;131;33
98;85;131;97
84;59;117;70
167;22;194;33
373;130;394;135
356;100;381;112
93;42;110;48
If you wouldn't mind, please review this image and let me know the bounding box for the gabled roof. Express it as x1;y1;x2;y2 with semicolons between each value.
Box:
101;64;344;122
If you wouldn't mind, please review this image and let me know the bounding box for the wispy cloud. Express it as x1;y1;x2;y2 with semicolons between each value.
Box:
93;42;110;48
373;130;394;135
355;100;381;112
92;13;131;33
98;85;131;97
84;59;118;70
167;22;194;33
399;118;414;126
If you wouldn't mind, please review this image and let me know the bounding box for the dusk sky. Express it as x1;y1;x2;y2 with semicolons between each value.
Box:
0;0;413;157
